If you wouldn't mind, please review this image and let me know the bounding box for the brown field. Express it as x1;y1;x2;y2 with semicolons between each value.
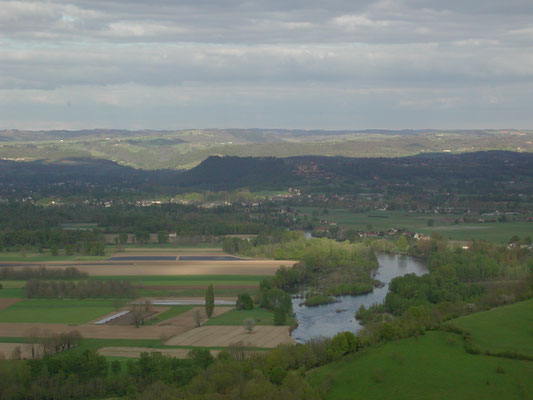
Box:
97;347;220;359
0;306;231;340
0;298;21;310
0;342;42;359
164;326;295;348
0;259;296;276
0;322;182;339
157;306;231;327
143;284;258;290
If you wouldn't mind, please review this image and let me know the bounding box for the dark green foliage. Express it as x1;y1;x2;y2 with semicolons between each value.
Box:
269;366;288;384
205;283;214;318
0;266;87;280
328;332;361;358
274;306;288;325
24;279;137;299
385;272;484;316
157;230;168;244
111;360;121;374
303;294;336;307
236;292;254;310
187;348;215;369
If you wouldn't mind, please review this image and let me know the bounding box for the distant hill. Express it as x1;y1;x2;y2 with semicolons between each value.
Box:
0;128;531;170
1;151;532;197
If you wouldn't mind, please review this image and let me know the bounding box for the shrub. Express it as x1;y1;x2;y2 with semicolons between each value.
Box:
236;293;254;310
269;366;288;385
273;306;287;325
327;332;360;358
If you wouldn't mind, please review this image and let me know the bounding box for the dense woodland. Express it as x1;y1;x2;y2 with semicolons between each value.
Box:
1;152;532;214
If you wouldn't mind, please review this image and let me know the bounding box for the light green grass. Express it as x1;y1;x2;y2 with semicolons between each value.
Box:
0;288;24;298
205;308;280;326
0;253;107;262
144;306;193;326
0;299;115;324
309;331;533;400
0;281;26;288
450;299;533;356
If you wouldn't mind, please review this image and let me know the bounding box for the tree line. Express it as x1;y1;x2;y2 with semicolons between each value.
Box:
24;279;137;299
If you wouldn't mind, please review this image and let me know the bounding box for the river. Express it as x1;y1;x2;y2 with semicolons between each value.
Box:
290;253;428;343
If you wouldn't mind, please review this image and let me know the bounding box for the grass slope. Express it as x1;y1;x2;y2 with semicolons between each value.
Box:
309;331;533;400
450;299;533;356
0;299;115;324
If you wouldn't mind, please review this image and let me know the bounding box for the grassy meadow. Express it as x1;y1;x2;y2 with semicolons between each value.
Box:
300;208;532;243
309;331;533;400
0;299;115;324
204;308;280;326
450;299;533;356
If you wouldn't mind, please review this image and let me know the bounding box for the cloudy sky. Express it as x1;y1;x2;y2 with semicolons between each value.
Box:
1;0;533;130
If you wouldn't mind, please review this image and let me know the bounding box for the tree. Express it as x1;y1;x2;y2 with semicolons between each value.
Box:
273;306;287;325
205;284;214;318
236;293;254;310
194;309;203;327
119;232;129;245
111;360;122;374
157;230;168;244
244;318;255;334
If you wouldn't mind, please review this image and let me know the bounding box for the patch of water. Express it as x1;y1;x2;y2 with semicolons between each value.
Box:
290;253;428;343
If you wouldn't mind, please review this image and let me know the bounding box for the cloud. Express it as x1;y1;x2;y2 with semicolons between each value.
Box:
0;0;532;129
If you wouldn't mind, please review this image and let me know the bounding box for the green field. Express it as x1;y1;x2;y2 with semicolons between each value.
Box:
0;252;108;262
309;331;533;400
0;288;24;298
300;208;532;243
92;275;266;284
205;308;281;326
450;299;533;356
0;299;115;324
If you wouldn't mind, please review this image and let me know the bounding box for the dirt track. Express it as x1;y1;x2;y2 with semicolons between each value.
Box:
164;326;295;348
97;347;221;358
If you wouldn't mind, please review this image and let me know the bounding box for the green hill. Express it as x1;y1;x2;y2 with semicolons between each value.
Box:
309;300;533;400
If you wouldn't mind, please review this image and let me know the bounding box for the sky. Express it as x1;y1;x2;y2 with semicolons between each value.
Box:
1;0;533;130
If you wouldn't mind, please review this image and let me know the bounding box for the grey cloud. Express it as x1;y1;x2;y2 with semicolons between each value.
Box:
0;0;532;129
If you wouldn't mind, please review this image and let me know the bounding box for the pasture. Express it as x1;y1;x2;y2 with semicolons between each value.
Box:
0;247;295;354
450;299;533;356
205;308;281;326
0;299;115;324
299;207;532;243
309;331;533;400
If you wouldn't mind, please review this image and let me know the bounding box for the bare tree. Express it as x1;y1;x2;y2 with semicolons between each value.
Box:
10;346;21;360
243;318;255;334
194;309;203;327
130;303;143;328
144;299;152;313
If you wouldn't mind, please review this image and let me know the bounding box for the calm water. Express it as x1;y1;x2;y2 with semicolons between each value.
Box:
290;253;428;343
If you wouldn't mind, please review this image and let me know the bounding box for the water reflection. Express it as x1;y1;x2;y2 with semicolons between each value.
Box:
290;253;427;343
